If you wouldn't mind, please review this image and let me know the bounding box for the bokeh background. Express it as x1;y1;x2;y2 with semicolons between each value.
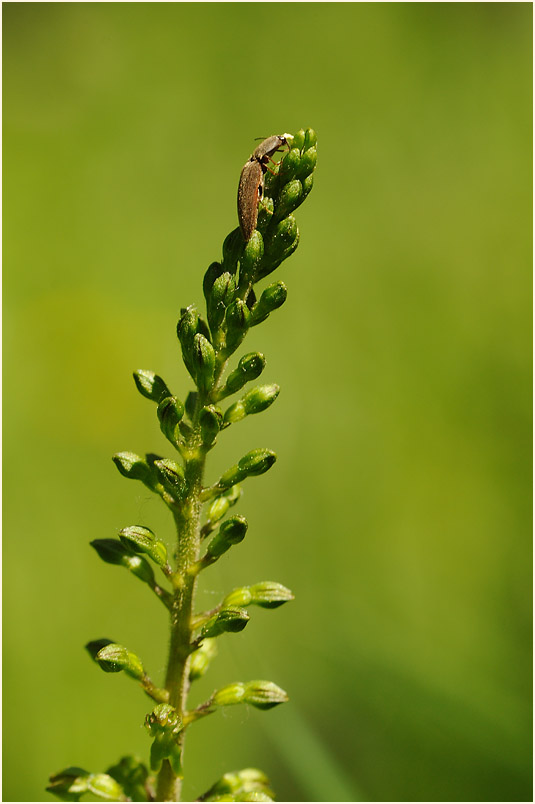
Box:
3;3;532;802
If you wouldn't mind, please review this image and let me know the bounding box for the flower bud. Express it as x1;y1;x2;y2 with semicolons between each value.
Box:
224;352;266;395
224;384;279;424
133;370;171;404
47;767;90;799
94;642;144;680
177;306;211;380
222;228;243;274
200;608;249;638
189;638;217;681
239;230;264;287
240;793;273;801
224;299;251;353
302;172;314;201
202;768;272;801
278;148;301;183
238;448;277;476
250;282;287;326
112;452;156;490
185;391;198;419
203;261;225;302
86;639;114;661
157;396;185;444
192;333;216;393
206;515;248;559
243;680;288;710
200;405;222;447
208;271;236;333
90;539;156;584
118;525;167;567
275;179;303;221
292;129;306;150
304;127;317;149
213;682;246;707
296;146;317;180
87;773;124;801
105;756;148;804
205;484;242;527
223;582;294;609
154;458;186;501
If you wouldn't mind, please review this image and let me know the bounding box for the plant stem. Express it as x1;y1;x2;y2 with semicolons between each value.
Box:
156;434;205;802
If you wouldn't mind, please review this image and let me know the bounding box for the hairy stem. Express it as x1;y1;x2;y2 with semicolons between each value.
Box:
156;435;205;801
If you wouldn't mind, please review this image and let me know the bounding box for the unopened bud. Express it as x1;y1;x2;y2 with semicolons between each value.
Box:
225;299;251;353
250;282;287;326
133;370;171;404
200;405;222;447
94;642;144;680
213;682;246;707
223;582;294;609
275;179;303;221
200;608;249;639
243;680;288;710
203;261;225;302
90;539;156;584
189;638;217;681
47;767;90;799
239;230;264;287
87;773;124;801
112;452;156;491
205;485;242;527
157;396;185;444
201;768;272;801
192;333;215;393
154;458;186;501
208;272;236;333
224;352;266;395
296;146;317;180
206;515;248;559
118;525;167;567
217;449;276;490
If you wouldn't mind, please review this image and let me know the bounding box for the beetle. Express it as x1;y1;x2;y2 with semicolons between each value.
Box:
237;134;291;242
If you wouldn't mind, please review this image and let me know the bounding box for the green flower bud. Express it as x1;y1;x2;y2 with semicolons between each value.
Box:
200;405;223;447
47;767;90;801
185;391;198;419
189;637;217;681
192;333;216;393
90;539;156;584
133;370;171;404
278;148;301;183
224;384;279;423
222;228;243;275
292;129;306;150
202;768;272;801
296;146;317;180
213;682;246;707
208;271;236;333
86;773;124;801
85;639;114;661
112;452;156;490
105;756;148;804
304;127;317;149
206;515;248;559
157;396;185;444
257;196;274;231
243;680;288;710
224;299;251;353
94;643;144;680
239;793;273;802
275;179;303;221
205;485;242;527
238;448;277;477
203;261;225;302
200;608;249;638
223;582;294;609
223;352;266;396
239;230;264;287
118;525;168;567
302;172;314;201
154;458;186;501
250;282;287;326
177;306;211;380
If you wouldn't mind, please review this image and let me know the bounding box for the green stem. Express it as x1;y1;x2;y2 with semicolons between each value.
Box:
156;437;205;801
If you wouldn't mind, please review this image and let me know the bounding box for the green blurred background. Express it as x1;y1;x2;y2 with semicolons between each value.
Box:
3;3;532;802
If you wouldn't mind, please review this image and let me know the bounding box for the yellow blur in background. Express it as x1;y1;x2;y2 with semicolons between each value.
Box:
3;4;532;802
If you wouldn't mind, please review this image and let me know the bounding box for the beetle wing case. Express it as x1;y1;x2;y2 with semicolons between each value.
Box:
237;159;264;242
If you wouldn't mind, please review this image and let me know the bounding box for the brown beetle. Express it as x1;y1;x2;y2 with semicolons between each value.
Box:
237;134;291;242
